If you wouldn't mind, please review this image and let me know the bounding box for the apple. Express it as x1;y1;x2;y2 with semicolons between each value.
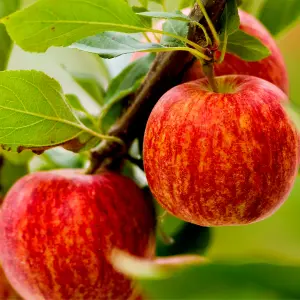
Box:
183;9;289;94
143;75;299;226
0;266;21;300
0;170;155;299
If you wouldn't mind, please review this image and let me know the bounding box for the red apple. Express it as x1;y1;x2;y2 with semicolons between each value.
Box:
0;265;21;300
0;170;155;299
183;9;289;94
143;75;299;226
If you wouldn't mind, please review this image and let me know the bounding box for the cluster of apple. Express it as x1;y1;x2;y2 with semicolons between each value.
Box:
0;9;299;300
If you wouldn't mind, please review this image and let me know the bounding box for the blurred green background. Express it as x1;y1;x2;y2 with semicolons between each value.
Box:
5;0;300;298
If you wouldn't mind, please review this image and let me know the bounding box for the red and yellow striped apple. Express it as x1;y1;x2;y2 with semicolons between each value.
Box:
183;10;289;94
143;75;299;226
0;170;155;299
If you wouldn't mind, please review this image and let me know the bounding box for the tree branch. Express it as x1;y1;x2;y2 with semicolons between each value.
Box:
87;0;227;174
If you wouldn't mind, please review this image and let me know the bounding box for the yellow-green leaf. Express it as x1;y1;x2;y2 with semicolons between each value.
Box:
2;0;145;52
0;70;103;153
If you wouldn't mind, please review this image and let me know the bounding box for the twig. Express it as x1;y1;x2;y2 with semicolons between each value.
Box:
87;0;227;174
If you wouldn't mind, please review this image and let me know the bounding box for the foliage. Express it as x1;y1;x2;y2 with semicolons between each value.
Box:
0;0;20;70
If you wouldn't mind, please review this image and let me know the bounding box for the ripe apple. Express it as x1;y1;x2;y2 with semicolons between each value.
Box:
143;75;299;226
0;170;155;299
0;265;21;300
183;9;289;94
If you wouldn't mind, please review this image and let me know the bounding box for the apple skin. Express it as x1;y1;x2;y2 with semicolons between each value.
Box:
183;9;289;94
143;75;299;226
0;266;22;300
0;170;155;300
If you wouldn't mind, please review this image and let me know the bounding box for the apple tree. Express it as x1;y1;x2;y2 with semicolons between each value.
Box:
0;0;299;299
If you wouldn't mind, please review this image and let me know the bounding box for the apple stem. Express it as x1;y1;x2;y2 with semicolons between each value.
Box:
203;62;218;93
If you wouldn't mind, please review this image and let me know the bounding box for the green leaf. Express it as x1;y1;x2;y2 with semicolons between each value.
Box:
258;0;300;36
150;0;165;5
132;6;152;28
0;70;104;153
179;0;194;10
222;30;271;61
101;53;155;133
219;0;240;61
0;0;20;70
161;19;189;47
220;0;240;37
0;159;27;195
239;0;265;16
71;32;166;59
66;94;99;132
138;0;149;8
149;0;168;11
2;0;145;52
138;263;300;299
66;94;87;113
137;11;190;21
70;73;105;106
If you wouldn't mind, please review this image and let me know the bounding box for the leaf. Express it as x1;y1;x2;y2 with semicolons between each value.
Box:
258;0;300;36
138;0;149;8
66;94;99;132
70;73;105;106
0;70;103;153
0;0;20;70
132;6;152;28
222;30;271;61
101;53;155;133
2;0;145;52
0;159;27;195
71;32;166;59
111;249;207;280
220;0;240;37
179;0;194;10
138;262;300;299
66;94;87;113
137;11;190;22
161;19;189;47
150;0;165;5
239;0;265;16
